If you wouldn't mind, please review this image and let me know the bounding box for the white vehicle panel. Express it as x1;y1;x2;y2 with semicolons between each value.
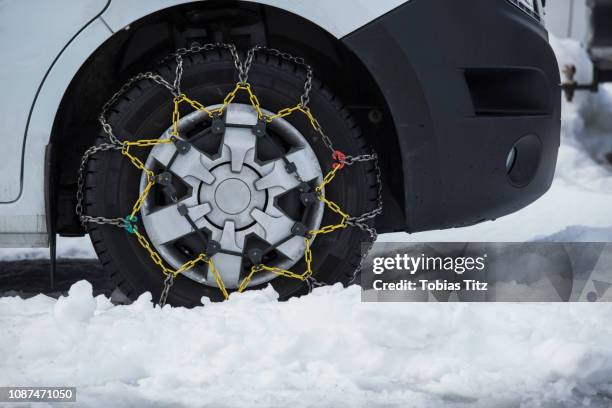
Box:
0;18;114;247
0;0;109;203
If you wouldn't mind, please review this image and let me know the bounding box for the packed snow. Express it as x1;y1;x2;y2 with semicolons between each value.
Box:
1;282;612;407
1;37;612;407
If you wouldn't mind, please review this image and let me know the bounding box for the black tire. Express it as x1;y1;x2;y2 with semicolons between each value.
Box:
85;49;378;307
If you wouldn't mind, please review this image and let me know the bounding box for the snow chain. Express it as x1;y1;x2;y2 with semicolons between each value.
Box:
75;43;383;306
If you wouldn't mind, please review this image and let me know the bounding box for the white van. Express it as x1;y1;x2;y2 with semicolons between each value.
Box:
0;0;560;306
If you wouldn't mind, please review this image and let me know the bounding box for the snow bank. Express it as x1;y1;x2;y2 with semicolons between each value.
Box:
551;36;612;194
1;282;612;407
53;281;97;322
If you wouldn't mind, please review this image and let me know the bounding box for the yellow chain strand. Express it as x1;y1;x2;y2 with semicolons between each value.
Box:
182;96;212;116
134;229;174;276
134;229;230;298
206;259;230;299
299;106;322;131
125;139;173;148
130;179;155;218
264;105;301;122
110;79;353;302
237;235;316;292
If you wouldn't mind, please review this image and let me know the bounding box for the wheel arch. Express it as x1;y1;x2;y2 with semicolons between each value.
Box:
50;0;406;236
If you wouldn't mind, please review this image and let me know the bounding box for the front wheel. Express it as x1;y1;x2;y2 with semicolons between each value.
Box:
85;49;379;307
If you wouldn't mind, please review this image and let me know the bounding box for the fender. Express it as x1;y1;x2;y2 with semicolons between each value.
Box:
0;0;110;247
0;0;110;204
1;0;406;247
0;18;113;247
100;0;407;38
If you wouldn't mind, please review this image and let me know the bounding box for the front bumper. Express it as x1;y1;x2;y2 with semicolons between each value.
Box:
344;0;561;233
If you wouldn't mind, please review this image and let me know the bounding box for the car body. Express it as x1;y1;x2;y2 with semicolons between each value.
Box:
0;0;560;248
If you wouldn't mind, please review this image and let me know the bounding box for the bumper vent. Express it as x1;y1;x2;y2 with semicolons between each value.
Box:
464;68;551;117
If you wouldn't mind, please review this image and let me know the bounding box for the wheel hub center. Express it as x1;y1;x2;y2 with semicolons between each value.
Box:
214;178;251;215
200;163;266;230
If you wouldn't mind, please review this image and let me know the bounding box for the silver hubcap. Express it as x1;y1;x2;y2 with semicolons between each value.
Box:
215;178;251;214
139;103;325;289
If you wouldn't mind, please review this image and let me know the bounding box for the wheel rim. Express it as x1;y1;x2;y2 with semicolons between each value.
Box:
139;103;325;289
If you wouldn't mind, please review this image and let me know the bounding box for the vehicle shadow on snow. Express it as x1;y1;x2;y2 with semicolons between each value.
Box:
0;259;119;300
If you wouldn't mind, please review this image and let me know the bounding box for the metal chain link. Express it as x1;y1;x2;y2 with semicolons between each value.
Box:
75;143;125;228
167;42;243;82
241;46;314;108
347;153;384;225
342;152;384;286
317;127;337;154
173;54;184;96
306;276;328;292
77;42;384;303
99;72;177;145
159;274;175;307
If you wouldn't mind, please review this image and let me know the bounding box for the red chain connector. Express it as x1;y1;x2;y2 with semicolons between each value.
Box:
332;150;346;170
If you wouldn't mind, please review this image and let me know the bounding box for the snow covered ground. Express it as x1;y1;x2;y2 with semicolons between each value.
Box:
1;38;612;408
2;282;612;407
